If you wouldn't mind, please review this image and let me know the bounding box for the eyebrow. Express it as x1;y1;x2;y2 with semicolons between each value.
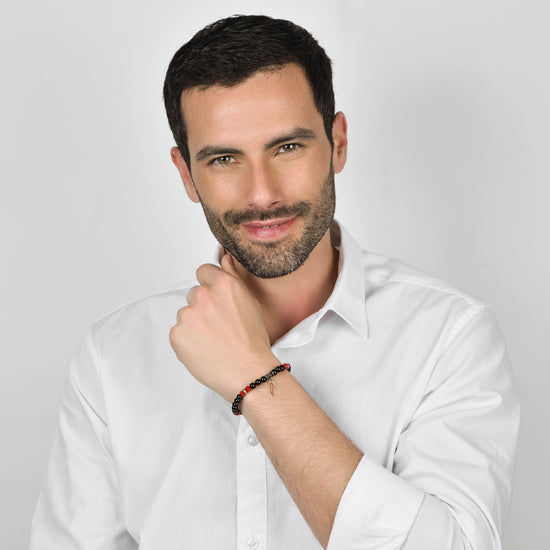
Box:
196;146;243;163
264;127;317;150
195;127;318;163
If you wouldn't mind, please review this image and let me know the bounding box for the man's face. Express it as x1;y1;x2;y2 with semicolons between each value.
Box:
175;64;346;278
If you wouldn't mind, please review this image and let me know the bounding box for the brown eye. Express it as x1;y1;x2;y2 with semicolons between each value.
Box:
279;143;301;153
212;155;234;166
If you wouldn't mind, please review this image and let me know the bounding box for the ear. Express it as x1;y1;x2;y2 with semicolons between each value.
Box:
331;112;348;174
170;146;200;203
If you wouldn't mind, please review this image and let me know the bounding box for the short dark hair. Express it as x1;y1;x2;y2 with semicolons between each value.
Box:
163;15;335;167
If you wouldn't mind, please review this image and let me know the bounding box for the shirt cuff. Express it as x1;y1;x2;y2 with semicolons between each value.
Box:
327;454;424;550
401;493;462;549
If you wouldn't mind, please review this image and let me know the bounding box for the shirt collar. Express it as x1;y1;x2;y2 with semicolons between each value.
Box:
272;221;369;348
214;219;369;346
323;220;369;338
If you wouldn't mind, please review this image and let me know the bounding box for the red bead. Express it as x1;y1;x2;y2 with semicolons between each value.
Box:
240;390;246;397
245;386;251;392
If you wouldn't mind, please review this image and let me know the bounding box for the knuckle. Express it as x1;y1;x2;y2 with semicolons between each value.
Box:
169;324;179;344
196;263;215;280
176;305;192;324
185;286;196;304
195;265;205;279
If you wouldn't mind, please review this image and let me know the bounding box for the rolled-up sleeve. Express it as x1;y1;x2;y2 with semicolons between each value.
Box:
30;330;136;550
328;306;520;550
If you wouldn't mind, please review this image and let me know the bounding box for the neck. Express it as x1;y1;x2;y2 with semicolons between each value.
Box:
233;229;339;344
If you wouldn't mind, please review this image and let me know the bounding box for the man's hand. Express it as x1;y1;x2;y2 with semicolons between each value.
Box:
169;254;279;402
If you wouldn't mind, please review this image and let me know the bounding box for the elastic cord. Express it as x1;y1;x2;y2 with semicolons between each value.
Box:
231;363;291;416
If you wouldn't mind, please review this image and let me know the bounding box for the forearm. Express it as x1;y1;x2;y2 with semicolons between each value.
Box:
241;369;363;549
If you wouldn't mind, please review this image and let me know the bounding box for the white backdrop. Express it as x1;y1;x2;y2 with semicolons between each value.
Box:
2;1;548;548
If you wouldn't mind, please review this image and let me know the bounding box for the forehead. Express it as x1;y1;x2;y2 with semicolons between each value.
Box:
180;64;323;152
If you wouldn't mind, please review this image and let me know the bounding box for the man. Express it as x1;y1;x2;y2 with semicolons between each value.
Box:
31;15;519;550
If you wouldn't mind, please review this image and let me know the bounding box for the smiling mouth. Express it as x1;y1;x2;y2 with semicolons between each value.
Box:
245;219;290;228
241;217;297;240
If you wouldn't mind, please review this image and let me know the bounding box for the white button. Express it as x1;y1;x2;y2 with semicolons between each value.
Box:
247;537;259;549
247;434;259;446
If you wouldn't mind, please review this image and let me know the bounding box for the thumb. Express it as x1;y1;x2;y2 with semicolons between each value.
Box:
221;253;239;277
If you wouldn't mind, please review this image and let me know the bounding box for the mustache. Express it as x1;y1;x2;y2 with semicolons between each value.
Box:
223;201;311;226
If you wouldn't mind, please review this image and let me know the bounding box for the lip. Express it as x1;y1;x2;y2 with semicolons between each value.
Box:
241;216;297;240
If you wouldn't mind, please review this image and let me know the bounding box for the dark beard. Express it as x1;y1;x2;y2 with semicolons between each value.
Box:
198;165;336;278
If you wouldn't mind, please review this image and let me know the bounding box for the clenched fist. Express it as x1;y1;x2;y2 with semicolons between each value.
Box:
169;254;279;402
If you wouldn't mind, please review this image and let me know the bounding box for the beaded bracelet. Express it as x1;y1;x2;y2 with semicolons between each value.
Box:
231;363;291;416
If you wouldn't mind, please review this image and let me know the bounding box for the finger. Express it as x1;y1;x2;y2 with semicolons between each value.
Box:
176;305;188;323
220;253;238;277
195;263;222;286
186;285;199;305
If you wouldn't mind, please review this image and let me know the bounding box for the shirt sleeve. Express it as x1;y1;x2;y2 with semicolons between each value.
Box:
30;330;137;550
327;306;520;550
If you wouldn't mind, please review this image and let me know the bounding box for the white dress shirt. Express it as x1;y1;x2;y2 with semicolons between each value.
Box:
30;222;519;550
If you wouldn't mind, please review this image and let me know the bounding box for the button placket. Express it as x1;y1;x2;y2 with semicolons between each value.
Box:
236;417;267;549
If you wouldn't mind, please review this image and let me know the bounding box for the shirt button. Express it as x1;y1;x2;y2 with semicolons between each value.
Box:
247;537;259;549
247;434;259;446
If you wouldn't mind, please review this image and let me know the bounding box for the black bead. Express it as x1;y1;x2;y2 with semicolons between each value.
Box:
271;369;277;376
277;365;284;372
250;382;256;389
255;378;262;385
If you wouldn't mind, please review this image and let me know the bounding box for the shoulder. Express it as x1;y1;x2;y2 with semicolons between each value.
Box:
360;250;494;346
88;284;194;349
337;222;486;318
363;251;484;310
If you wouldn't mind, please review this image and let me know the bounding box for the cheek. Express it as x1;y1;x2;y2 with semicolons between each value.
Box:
276;152;328;183
192;170;240;205
285;158;331;196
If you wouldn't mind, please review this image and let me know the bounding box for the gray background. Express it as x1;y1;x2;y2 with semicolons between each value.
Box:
2;0;548;547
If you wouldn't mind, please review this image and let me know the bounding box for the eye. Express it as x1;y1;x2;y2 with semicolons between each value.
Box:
278;143;302;154
210;155;235;166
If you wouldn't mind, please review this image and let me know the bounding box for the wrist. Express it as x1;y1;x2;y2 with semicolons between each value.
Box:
231;362;291;415
239;367;294;419
220;352;280;402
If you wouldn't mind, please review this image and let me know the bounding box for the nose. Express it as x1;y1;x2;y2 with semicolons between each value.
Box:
244;160;282;210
